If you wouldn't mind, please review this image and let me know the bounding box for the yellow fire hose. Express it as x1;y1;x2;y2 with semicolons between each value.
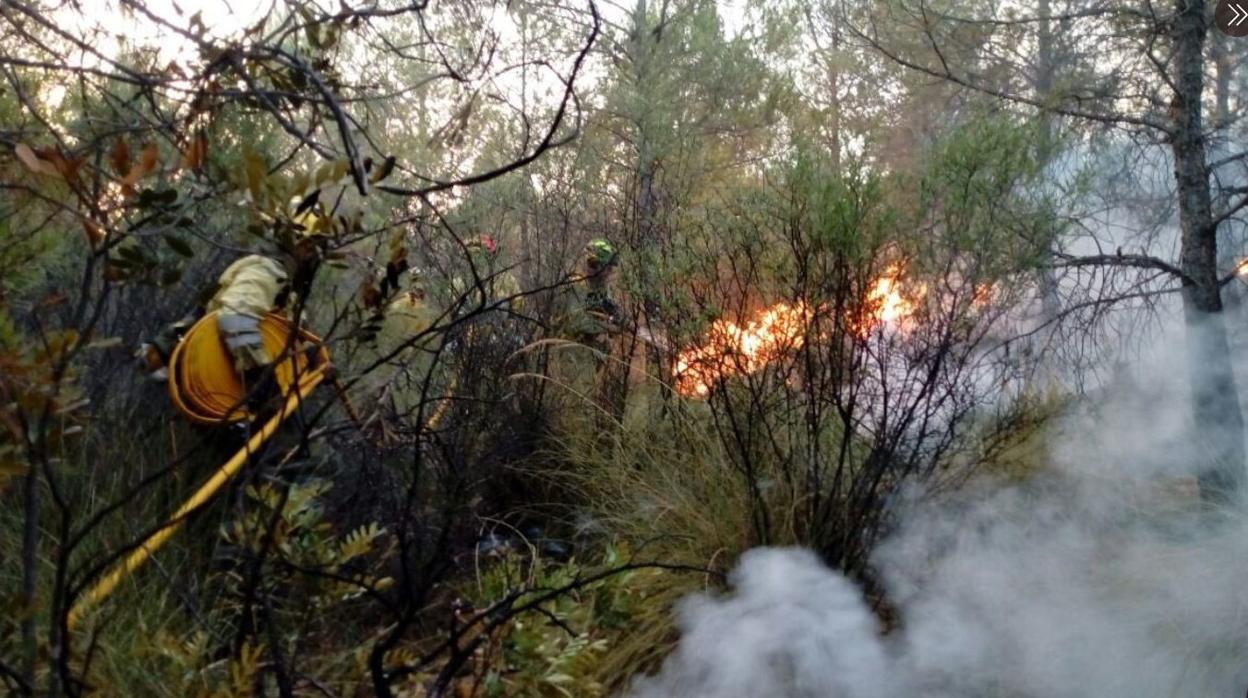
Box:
168;312;329;424
70;312;330;627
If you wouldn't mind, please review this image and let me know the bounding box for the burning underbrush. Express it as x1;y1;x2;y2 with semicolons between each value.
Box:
672;265;928;397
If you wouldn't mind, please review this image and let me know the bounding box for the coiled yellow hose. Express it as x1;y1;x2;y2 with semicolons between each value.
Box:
167;311;328;424
70;312;330;628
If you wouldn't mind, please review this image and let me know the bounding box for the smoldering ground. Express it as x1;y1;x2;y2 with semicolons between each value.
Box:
626;322;1248;697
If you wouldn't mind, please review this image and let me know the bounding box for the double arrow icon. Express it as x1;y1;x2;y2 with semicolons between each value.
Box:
1231;3;1248;26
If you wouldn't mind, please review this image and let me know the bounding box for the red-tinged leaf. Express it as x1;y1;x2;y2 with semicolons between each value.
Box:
359;281;382;309
0;409;25;442
110;138;131;177
370;155;397;183
180;131;207;171
37;292;66;309
103;261;127;282
122;143;159;188
0;452;29;479
39;149;83;184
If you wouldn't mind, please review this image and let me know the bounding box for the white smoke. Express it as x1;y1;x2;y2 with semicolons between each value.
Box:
626;324;1248;698
626;547;896;698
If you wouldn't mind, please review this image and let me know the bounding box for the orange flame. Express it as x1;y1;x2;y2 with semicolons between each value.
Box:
674;267;923;397
868;268;915;323
971;282;996;308
673;265;928;394
847;265;924;338
674;302;810;396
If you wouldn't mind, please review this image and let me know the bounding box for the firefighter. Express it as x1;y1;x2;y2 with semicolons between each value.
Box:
450;234;522;315
379;273;437;348
207;254;291;373
352;269;446;437
447;233;526;386
548;238;628;420
138;194;331;382
564;238;620;355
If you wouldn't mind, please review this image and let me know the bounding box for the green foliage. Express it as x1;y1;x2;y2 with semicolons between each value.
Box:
146;634;268;698
440;543;669;698
220;478;393;615
917;114;1056;271
83;479;394;696
541;405;803;687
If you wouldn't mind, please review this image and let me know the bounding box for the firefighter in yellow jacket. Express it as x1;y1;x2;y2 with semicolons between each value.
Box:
547;239;624;418
141;254;292;379
449;234;522;315
141;196;326;380
208;254;291;372
353;269;445;434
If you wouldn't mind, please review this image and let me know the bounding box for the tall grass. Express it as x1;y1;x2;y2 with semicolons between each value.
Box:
531;381;805;688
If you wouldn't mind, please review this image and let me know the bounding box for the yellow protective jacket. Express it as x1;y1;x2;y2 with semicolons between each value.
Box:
379;291;438;348
207;255;289;371
350;291;442;416
558;274;616;345
207;255;288;319
450;268;522;314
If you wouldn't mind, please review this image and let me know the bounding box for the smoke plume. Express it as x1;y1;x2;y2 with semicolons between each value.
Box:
627;324;1248;697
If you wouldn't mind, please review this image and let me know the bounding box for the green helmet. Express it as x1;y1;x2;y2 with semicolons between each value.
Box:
585;238;617;267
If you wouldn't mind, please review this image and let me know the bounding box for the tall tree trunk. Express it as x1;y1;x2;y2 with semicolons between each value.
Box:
827;3;843;172
628;0;670;407
1172;0;1246;504
1035;0;1060;323
1031;0;1062;381
1209;25;1242;310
